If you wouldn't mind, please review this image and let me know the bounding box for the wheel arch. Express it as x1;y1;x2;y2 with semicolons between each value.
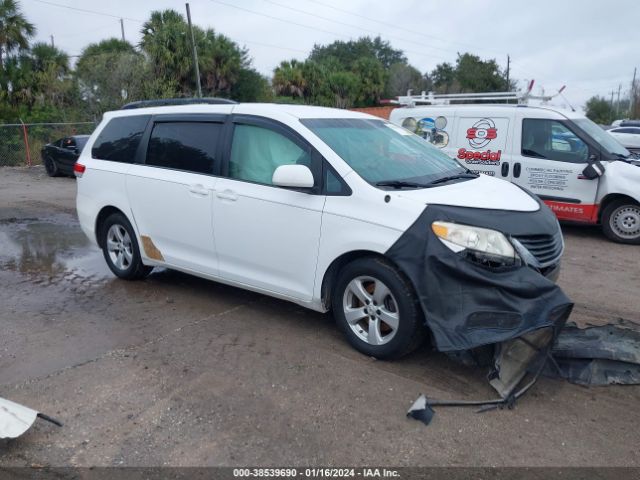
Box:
95;206;132;248
320;250;414;311
598;193;640;223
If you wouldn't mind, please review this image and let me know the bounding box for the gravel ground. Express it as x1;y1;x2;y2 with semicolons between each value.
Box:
0;166;639;467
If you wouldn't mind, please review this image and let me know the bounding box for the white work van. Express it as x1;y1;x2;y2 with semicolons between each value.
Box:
390;97;640;244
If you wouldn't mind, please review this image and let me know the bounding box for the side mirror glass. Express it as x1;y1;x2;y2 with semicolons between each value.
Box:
272;164;315;188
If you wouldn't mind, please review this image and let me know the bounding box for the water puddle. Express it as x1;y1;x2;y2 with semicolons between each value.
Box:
0;213;111;282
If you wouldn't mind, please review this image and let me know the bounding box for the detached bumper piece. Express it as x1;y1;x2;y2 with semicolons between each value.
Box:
548;319;640;386
0;397;62;439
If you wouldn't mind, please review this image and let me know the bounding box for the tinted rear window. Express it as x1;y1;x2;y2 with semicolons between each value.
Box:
146;122;221;174
92;115;150;162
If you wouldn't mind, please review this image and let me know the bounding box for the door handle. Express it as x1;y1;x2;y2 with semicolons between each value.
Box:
513;162;522;178
216;190;238;201
501;162;509;177
188;184;209;196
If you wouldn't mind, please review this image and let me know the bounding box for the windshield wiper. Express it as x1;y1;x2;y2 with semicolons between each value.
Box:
426;173;479;186
375;180;427;189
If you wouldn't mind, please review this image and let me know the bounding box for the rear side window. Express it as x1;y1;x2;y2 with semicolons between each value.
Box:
92;115;150;163
146;122;221;174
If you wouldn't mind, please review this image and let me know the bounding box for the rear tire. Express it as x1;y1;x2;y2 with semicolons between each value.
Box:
332;256;425;359
100;212;153;280
601;199;640;244
43;155;60;177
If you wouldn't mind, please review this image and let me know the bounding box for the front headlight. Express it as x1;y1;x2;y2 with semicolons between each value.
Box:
431;221;519;266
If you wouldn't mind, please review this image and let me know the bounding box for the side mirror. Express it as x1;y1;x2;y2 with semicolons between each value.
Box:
581;156;605;180
272;164;314;188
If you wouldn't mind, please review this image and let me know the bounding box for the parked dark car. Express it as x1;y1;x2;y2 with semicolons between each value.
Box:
40;135;90;177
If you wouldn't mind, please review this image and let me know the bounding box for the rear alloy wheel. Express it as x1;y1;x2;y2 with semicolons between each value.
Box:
43;156;60;177
332;257;425;359
100;213;153;280
602;200;640;244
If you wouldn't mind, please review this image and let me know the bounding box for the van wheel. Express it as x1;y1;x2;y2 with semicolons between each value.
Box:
100;213;153;280
601;199;640;244
332;257;425;359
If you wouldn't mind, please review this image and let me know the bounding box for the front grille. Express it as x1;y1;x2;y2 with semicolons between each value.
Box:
513;232;563;267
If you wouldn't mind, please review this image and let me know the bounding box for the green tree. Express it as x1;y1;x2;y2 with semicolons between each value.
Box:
454;53;507;92
309;36;405;70
585;96;614;124
231;68;271;102
198;29;248;96
0;0;35;68
386;62;430;97
431;62;457;93
76;38;148;114
327;71;359;108
140;9;193;94
352;56;385;106
273;59;306;98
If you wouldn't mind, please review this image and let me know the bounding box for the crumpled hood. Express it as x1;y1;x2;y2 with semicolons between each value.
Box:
396;174;540;212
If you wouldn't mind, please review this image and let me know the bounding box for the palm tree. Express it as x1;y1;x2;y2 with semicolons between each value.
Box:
273;60;306;98
0;0;35;68
140;10;192;93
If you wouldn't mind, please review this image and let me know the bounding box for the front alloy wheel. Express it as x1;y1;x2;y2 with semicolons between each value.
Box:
343;276;400;346
332;257;425;359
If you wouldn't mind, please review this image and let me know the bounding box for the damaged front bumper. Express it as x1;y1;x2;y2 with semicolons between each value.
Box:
386;200;574;398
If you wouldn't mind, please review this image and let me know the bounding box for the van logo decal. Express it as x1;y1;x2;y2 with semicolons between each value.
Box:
466;118;497;149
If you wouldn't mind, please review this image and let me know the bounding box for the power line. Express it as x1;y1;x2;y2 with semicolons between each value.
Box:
29;0;145;23
260;0;457;56
208;0;449;62
305;0;506;57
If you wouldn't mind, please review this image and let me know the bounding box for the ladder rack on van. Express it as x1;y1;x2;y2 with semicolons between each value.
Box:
391;80;566;107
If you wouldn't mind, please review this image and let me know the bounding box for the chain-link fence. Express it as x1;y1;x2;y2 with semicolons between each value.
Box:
0;122;96;167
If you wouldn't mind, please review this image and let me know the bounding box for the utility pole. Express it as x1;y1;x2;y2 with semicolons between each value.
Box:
632;67;637;119
50;35;54;48
185;3;202;98
610;90;615;124
616;83;621;119
506;55;510;91
120;19;125;42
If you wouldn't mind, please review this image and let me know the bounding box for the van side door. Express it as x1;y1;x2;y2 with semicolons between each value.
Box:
512;112;600;222
212;115;325;301
452;115;513;181
126;114;225;274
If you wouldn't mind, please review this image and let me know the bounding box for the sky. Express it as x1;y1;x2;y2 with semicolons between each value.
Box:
19;0;640;110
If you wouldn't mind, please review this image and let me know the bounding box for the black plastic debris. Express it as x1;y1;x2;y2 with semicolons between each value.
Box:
407;395;435;425
547;320;640;386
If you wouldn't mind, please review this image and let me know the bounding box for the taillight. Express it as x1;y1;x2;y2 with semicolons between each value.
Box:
74;162;86;178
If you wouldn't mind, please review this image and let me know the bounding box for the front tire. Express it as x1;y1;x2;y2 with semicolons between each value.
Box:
332;257;425;359
601;199;640;244
100;213;153;280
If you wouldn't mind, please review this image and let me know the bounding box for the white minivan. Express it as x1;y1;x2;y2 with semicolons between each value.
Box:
390;103;640;244
75;99;572;374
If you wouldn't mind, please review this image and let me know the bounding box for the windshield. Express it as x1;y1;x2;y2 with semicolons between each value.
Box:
301;118;468;186
573;118;630;157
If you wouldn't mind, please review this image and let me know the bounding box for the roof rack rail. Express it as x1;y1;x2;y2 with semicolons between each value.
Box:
121;97;237;110
391;80;567;107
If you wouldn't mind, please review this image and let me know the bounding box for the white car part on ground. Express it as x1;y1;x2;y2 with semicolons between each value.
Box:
0;397;62;439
